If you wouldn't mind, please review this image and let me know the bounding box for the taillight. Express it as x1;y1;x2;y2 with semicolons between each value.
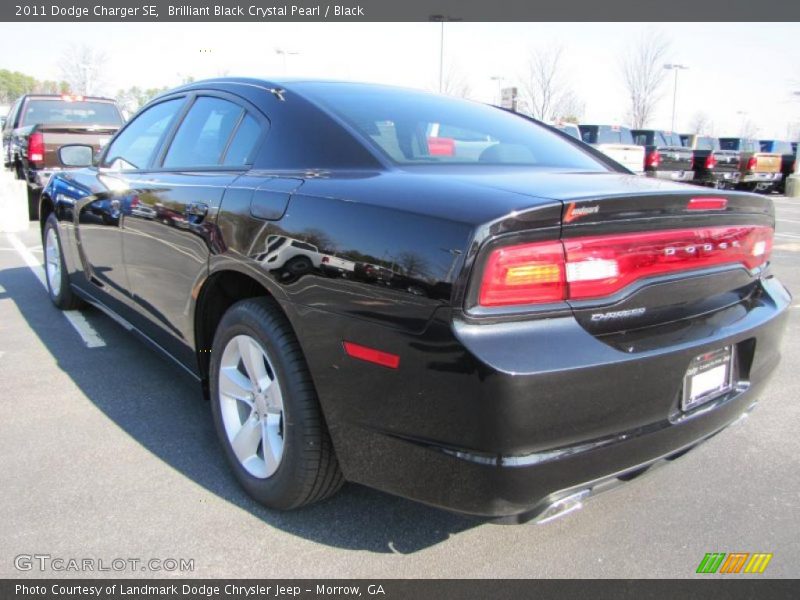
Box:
704;154;717;169
477;226;773;307
428;137;455;156
479;241;566;306
27;132;44;164
646;150;661;169
745;156;758;171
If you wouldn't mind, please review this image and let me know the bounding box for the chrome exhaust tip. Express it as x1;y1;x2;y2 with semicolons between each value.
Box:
535;489;591;525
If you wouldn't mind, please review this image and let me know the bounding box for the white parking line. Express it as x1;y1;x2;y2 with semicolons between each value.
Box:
6;233;106;348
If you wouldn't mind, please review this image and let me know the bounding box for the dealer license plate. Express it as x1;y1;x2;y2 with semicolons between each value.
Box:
682;346;735;412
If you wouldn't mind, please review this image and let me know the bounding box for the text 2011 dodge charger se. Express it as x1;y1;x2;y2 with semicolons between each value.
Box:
40;79;789;523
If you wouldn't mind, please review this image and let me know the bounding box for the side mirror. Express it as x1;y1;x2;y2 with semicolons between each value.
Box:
59;144;94;168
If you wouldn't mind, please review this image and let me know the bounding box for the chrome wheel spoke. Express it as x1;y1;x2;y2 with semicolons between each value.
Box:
231;415;263;464
262;413;283;473
238;336;270;391
219;366;254;405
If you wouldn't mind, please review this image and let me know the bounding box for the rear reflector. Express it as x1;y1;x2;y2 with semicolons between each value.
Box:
478;226;773;307
687;197;728;211
343;341;400;369
428;137;455;156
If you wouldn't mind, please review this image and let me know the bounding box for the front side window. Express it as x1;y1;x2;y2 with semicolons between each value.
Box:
163;97;243;168
103;98;184;170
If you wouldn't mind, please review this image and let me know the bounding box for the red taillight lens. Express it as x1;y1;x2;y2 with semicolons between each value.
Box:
646;150;661;169
746;156;758;171
27;132;44;164
477;226;773;307
704;154;717;169
479;241;566;306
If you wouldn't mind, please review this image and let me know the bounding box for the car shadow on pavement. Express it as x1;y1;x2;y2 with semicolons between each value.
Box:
0;265;480;555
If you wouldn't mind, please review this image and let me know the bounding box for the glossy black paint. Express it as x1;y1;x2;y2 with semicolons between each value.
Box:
41;79;790;518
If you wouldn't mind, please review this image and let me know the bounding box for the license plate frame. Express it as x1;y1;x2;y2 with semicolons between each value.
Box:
682;346;735;412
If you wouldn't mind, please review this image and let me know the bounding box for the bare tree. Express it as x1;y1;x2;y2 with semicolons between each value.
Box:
59;44;107;95
437;63;472;99
688;111;713;135
620;31;671;128
740;118;759;139
520;45;578;122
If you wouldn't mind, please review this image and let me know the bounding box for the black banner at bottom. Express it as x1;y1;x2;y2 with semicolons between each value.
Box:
1;579;797;600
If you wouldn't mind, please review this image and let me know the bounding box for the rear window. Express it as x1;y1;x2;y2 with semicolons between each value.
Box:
21;98;122;127
662;132;684;147
719;138;742;151
580;125;634;145
761;141;793;154
696;137;719;151
298;83;606;169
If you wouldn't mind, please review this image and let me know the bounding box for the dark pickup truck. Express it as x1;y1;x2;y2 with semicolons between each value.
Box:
680;134;741;189
2;94;123;219
760;140;796;193
718;137;782;193
631;129;694;182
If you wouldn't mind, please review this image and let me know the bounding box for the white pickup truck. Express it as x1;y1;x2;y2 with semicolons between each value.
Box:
578;124;645;174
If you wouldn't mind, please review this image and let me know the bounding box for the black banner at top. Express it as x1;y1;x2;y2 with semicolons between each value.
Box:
2;0;800;22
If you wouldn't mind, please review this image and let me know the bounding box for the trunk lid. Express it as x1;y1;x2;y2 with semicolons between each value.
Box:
465;172;773;341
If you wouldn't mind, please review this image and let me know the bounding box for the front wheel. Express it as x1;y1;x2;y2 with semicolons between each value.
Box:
43;214;84;310
209;298;344;510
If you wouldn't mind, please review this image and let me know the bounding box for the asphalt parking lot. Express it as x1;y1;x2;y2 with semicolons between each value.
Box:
1;194;799;579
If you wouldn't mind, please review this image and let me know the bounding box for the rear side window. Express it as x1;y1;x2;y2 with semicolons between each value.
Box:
163;97;243;168
103;98;184;170
223;113;261;166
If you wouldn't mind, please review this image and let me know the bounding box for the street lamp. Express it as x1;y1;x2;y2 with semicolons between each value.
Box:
275;48;299;75
430;15;461;94
663;63;688;133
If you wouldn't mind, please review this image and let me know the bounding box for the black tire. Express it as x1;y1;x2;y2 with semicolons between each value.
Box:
43;214;85;310
209;297;344;510
27;186;40;221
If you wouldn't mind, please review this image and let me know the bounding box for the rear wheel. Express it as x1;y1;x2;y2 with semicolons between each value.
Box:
43;214;84;310
209;297;343;510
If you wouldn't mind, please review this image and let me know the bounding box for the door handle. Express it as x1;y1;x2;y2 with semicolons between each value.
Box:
185;202;208;218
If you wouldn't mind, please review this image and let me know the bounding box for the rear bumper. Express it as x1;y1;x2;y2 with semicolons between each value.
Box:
694;170;741;186
288;276;790;519
648;169;695;182
741;172;782;184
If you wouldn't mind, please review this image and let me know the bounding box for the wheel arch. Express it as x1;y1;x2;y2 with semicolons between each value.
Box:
193;264;290;394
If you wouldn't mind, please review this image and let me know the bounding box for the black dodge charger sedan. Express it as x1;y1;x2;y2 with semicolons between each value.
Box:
40;78;789;523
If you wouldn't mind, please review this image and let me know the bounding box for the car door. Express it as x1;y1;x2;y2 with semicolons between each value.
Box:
120;92;267;369
75;96;187;313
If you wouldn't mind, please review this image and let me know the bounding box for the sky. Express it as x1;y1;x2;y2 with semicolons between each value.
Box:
0;22;798;139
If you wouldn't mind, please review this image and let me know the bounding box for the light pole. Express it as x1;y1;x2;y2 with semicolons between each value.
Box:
430;15;460;94
736;110;749;137
275;48;299;75
663;64;688;133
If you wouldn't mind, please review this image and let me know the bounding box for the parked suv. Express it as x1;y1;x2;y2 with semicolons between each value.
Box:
680;134;741;189
718;138;782;193
631;129;694;182
759;140;796;193
578;124;645;173
2;94;124;219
